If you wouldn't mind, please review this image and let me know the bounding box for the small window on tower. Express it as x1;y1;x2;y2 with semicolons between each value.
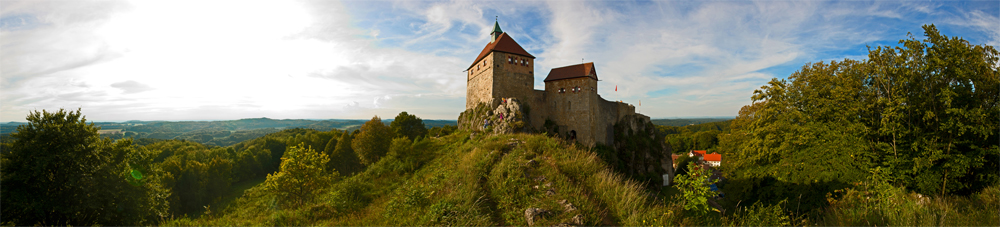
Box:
508;57;512;64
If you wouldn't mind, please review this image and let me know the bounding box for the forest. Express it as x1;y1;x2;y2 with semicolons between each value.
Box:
0;25;996;226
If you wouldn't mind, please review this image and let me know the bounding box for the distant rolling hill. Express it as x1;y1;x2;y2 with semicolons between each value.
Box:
650;118;734;127
1;118;457;147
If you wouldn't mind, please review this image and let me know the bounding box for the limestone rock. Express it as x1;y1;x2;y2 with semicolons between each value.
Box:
457;98;530;134
524;207;547;226
612;113;674;188
571;214;584;225
558;199;577;212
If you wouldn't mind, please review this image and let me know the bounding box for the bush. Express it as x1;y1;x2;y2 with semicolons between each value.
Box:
261;143;335;208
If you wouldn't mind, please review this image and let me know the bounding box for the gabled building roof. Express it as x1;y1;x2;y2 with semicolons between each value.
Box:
703;153;722;162
467;32;534;70
544;62;598;82
691;150;707;156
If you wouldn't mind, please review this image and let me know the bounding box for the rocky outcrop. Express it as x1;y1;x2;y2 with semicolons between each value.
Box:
524;207;547;226
610;113;674;188
458;98;529;135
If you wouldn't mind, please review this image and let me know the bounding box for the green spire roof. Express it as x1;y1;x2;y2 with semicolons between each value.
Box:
491;20;503;35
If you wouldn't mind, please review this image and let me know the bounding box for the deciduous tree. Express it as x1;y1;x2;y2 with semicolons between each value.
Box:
353;116;393;165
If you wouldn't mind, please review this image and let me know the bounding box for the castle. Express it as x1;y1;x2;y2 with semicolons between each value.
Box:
465;21;644;147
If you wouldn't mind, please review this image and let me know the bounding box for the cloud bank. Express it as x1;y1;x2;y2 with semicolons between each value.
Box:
1;0;996;121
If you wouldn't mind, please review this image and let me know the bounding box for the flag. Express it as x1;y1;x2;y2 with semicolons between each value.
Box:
639;100;641;106
615;85;617;92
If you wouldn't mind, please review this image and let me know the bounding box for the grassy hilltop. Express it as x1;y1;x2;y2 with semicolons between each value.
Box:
164;130;679;226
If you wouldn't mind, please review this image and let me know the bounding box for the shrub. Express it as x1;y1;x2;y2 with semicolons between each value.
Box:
261;143;335;208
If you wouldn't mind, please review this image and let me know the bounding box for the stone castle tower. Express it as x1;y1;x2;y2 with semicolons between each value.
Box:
465;21;641;147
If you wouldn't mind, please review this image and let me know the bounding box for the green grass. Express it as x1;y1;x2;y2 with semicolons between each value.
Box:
161;131;692;226
160;130;998;226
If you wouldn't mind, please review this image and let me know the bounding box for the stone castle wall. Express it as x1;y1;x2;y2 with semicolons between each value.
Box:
543;77;599;146
527;90;548;130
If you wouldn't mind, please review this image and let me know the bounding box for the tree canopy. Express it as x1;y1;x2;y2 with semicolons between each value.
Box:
1;109;167;225
353;116;394;165
390;111;428;141
721;24;999;195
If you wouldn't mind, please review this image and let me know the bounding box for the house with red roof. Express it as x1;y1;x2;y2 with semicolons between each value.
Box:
686;150;722;167
703;153;722;167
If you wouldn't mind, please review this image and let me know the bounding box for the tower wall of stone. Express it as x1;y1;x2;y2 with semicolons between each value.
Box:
491;52;535;107
466;53;495;109
466;52;536;110
544;77;599;146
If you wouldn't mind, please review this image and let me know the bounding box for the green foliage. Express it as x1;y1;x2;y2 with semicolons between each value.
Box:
352;116;394;165
153;141;235;215
819;176;999;226
723;201;791;226
390;111;428;141
262;144;335;208
427;125;457;137
0;109;167;226
674;163;718;214
328;131;362;176
721;25;998;196
673;154;695;176
322;135;338;156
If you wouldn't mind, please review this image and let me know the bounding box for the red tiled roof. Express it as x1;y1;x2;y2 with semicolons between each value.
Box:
704;153;722;162
544;62;597;82
467;32;534;70
691;150;707;156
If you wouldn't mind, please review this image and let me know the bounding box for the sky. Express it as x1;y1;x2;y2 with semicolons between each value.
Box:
1;0;997;121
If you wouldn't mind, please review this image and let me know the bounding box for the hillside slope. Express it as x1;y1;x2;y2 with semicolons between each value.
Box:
164;131;682;226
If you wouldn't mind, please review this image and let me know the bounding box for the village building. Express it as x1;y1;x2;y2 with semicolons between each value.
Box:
683;150;722;167
465;21;641;147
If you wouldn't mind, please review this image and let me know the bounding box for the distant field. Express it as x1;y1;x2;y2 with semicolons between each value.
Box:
97;129;122;134
651;118;734;127
1;118;458;147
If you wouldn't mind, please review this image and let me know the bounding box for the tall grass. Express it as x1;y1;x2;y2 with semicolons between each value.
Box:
818;183;999;226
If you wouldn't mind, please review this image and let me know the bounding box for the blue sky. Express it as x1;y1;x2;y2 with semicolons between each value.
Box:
1;0;997;121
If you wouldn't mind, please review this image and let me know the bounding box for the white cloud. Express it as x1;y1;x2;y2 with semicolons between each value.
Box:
1;0;994;121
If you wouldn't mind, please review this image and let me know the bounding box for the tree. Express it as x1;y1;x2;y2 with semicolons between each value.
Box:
353;116;394;165
390;111;428;141
323;133;339;155
0;109;167;225
261;143;335;208
674;163;718;214
721;25;998;195
328;131;362;175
